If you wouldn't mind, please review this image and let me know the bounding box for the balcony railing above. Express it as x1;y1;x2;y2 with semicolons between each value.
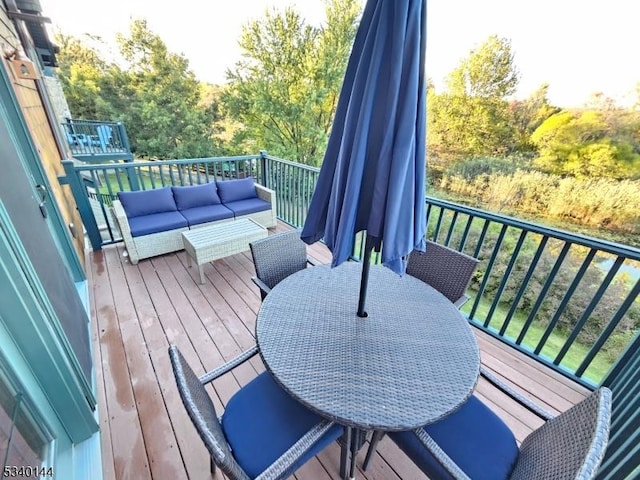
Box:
61;118;133;162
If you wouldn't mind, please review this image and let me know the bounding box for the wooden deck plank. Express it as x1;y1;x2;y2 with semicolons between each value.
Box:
150;253;256;398
92;250;152;480
104;246;188;480
90;221;591;479
87;252;116;480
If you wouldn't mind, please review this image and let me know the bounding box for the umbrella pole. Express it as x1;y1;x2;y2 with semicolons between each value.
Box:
357;234;375;318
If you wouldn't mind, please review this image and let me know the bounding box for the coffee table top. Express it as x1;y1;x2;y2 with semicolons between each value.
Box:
256;262;480;431
181;218;265;248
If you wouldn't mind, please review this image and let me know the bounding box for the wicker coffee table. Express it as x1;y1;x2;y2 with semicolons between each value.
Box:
182;219;267;284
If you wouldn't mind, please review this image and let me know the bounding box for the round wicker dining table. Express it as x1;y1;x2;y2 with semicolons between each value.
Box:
256;261;480;478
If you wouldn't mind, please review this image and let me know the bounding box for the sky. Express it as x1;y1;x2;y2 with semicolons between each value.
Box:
39;0;639;108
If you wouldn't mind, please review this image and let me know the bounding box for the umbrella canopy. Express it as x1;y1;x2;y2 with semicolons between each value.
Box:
301;0;427;314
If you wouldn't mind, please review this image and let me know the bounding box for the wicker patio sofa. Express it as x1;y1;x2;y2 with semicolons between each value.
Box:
112;177;276;264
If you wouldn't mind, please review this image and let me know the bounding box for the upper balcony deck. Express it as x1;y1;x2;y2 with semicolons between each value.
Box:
61;119;133;163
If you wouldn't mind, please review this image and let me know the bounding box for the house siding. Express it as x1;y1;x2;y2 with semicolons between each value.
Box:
0;6;85;268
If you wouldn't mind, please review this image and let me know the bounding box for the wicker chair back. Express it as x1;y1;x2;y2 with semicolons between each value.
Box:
406;241;479;307
250;229;308;297
168;346;249;480
510;388;612;480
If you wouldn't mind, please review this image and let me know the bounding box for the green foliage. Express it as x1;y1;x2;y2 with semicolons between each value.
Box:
428;92;515;161
224;0;360;166
56;21;220;159
446;35;519;98
446;156;525;180
428;36;520;163
509;83;560;152
114;20;217;158
55;34;119;120
439;168;640;236
531;110;640;178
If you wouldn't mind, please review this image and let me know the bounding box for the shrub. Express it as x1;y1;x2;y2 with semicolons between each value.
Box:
439;169;640;235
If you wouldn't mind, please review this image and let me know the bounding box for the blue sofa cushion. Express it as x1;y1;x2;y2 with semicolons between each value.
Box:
179;204;234;227
217;177;258;204
171;183;221;210
128;211;188;237
118;187;177;218
389;395;519;480
224;198;271;217
222;372;343;479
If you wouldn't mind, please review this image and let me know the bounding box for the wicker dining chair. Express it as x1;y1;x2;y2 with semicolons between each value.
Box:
169;345;343;479
250;229;316;300
406;241;480;308
363;369;612;480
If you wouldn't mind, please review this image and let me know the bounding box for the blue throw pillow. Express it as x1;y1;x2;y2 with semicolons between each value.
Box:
117;187;177;218
217;177;258;204
171;183;221;210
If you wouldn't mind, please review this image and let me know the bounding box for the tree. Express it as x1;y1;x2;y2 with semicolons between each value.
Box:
509;83;559;152
224;0;361;165
531;110;640;178
428;92;513;160
55;34;120;120
115;20;217;158
428;36;519;163
446;35;519;98
57;21;219;159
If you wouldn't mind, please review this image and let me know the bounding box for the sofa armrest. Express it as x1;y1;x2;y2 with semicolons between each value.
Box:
254;184;277;228
255;184;275;205
112;200;140;264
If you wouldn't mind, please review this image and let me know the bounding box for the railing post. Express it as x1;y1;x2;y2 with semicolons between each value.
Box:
259;150;268;189
116;122;140;190
597;330;640;479
59;160;102;251
117;122;132;156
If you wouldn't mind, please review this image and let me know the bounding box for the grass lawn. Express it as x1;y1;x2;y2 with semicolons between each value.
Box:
462;297;612;384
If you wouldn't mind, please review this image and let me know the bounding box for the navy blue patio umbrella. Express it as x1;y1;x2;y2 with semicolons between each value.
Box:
301;0;427;317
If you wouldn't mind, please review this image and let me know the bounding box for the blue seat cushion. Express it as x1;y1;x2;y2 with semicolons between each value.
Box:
389;395;519;480
179;204;234;227
222;372;343;479
172;183;221;210
128;211;188;237
118;187;177;218
217;177;258;204
224;198;271;217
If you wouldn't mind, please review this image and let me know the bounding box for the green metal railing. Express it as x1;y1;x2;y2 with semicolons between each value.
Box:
260;153;320;227
59;151;639;478
422;197;639;388
60;152;639;389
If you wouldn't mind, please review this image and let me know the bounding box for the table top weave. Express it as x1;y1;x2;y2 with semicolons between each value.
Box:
256;262;480;430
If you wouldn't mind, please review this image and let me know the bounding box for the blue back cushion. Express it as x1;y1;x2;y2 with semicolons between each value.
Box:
118;187;177;218
217;177;258;204
222;372;343;478
171;183;221;210
389;395;519;480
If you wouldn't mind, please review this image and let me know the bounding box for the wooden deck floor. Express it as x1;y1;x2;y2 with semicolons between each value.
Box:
87;222;589;480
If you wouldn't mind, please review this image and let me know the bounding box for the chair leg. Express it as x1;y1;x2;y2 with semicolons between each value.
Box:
362;430;385;471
